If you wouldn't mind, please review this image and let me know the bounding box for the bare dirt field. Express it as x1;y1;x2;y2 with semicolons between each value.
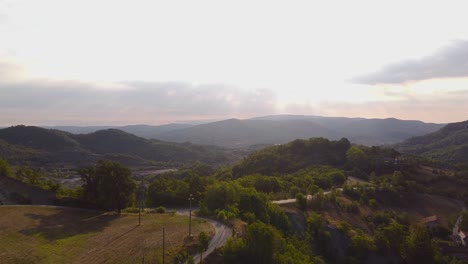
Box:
0;206;213;264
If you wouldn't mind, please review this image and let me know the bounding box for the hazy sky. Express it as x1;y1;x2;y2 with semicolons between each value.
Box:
1;0;468;125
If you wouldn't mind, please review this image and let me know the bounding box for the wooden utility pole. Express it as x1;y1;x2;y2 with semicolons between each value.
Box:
162;227;165;264
137;182;146;226
188;194;194;237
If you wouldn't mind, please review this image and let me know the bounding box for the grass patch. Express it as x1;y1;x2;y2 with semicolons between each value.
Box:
0;206;213;263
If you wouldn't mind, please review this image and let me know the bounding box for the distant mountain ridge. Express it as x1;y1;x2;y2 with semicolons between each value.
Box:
154;115;443;147
0;126;241;167
155;118;340;148
40;115;444;148
395;120;468;164
42;123;193;138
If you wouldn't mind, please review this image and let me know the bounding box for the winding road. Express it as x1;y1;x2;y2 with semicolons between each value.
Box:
191;218;232;264
174;208;232;264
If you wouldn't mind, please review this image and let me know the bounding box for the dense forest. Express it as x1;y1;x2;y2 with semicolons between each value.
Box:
395;120;468;166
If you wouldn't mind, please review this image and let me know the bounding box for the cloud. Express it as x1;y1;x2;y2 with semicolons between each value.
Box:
353;40;468;85
284;90;468;123
0;63;278;125
0;60;23;78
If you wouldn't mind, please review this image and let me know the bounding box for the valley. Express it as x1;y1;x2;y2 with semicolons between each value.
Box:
1;118;468;263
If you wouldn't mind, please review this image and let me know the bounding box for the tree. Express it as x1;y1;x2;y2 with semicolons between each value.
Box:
239;190;269;223
404;224;437;264
79;160;136;214
15;166;41;185
375;222;407;253
0;158;12;178
346;146;368;172
204;182;241;212
78;165;98;201
328;171;346;186
348;233;375;261
245;222;279;264
295;193;307;211
198;231;210;263
267;204;291;234
223;238;246;263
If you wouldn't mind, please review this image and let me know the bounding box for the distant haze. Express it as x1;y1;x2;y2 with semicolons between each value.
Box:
1;1;468;125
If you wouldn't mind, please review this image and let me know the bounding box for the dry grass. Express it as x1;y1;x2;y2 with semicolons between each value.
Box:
0;206;213;264
321;192;463;235
346;176;370;185
385;193;464;226
322;196;374;234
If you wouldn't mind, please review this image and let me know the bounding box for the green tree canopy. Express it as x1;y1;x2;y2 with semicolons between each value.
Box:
79;160;136;214
404;224;437;264
198;231;210;252
0;158;12;178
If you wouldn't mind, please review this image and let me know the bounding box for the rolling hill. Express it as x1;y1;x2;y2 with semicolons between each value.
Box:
45;123;193;139
0;126;241;167
41;116;443;148
155;119;340;148
154;116;443;148
395;120;468;164
230;137;353;177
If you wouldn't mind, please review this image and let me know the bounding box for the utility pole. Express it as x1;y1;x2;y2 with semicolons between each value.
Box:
137;182;146;226
188;194;194;238
162;227;165;264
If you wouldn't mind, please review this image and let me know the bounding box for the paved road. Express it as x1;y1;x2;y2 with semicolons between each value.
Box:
191;218;232;264
174;208;232;264
453;215;462;236
272;189;343;205
452;205;467;245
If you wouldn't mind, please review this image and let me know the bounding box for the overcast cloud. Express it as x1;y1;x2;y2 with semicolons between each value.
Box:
0;62;278;125
354;40;468;84
1;59;467;125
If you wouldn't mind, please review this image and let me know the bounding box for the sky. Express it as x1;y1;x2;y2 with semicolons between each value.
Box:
1;0;468;125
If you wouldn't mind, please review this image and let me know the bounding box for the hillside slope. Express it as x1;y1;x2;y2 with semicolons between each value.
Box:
0;126;240;167
231;137;352;177
156;119;340;148
154;116;443;148
43;123;193;138
252;115;444;146
395;120;468;164
40;116;443;148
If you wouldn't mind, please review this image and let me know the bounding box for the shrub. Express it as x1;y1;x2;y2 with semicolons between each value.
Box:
156;206;166;214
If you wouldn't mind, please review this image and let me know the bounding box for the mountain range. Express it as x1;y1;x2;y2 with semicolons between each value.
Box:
2;116;467;168
43;115;444;148
0;126;242;167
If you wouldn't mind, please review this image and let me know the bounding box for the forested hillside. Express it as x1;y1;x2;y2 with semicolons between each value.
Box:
229;137;399;179
42;116;443;148
0;126;242;167
395;120;468;165
154;116;443;147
